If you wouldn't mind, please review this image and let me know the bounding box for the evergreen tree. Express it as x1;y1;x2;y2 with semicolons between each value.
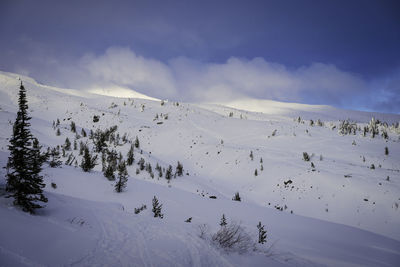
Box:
254;169;258;176
107;149;118;171
127;144;134;166
56;128;61;136
165;165;173;182
138;158;145;171
232;192;241;201
303;152;310;161
70;121;76;133
64;137;71;150
6;82;47;213
101;151;107;172
79;141;85;155
104;163;115;181
385;146;389;155
152;196;163;218
176;161;184;176
134;136;140;148
33;138;48;164
80;146;97;172
145;162;153;174
81;128;87;137
220;214;227;227
257;222;267;244
156;163;163;178
49;147;62;167
250;151;254;161
115;161;128;192
73;139;78;150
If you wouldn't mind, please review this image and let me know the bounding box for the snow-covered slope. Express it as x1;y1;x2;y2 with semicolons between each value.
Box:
0;71;399;266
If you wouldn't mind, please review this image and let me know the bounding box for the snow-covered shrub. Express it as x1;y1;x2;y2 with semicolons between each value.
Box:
134;204;147;214
232;192;241;201
93;115;100;123
212;222;254;254
303;152;310;161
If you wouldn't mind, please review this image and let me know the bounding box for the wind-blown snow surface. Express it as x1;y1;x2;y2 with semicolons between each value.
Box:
0;71;399;266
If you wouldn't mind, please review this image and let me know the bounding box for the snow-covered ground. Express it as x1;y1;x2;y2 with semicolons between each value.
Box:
0;71;399;266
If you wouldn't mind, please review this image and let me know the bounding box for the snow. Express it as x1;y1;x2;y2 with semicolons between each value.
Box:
0;71;400;266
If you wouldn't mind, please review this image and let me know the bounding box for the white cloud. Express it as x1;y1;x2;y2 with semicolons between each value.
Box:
77;47;368;106
80;47;178;98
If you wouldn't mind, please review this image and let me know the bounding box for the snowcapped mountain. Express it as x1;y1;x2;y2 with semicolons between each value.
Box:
0;71;399;266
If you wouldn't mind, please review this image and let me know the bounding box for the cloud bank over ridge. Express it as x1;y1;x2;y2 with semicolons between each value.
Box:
9;46;400;114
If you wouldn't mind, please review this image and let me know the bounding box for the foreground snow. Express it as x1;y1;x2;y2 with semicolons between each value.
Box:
0;71;400;266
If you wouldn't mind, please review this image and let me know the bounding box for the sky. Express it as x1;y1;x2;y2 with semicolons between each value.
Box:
0;0;399;113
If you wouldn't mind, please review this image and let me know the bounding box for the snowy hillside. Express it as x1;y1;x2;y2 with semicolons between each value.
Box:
0;71;399;267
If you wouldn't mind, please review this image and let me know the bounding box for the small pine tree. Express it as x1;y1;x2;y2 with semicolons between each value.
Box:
127;144;134;166
232;192;241;201
250;151;254;161
138;158;145;171
165;165;173;182
81;128;87;137
104;163;115;181
257;222;267;244
176;161;183;176
385;147;389;156
56;128;61;136
220;214;227;227
303;152;310;161
64;137;71;151
152;196;163;218
115;161;128;193
49;147;62;167
73;139;77;150
145;163;152;175
70;121;76;133
156;163;163;178
260;164;264;171
260;157;263;164
370;164;375;170
134;136;140;148
254;169;258;176
80;146;97;172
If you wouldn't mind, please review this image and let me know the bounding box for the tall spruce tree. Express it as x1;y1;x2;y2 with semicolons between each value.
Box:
6;82;47;213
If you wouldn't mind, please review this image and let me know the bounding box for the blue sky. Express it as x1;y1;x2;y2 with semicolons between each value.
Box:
0;0;399;113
